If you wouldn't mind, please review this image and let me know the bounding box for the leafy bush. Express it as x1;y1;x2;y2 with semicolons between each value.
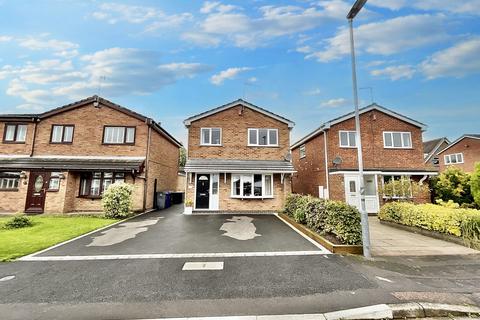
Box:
471;162;480;208
102;183;134;219
5;216;32;229
431;167;473;205
379;202;480;249
283;194;362;245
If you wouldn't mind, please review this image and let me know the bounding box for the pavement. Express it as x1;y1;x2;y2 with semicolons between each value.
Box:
28;205;326;259
369;217;478;256
0;205;479;319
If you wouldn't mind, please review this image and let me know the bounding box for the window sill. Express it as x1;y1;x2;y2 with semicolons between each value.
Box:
200;144;223;147
383;147;414;150
78;195;102;199
0;188;19;192
230;196;274;200
49;142;73;145
2;141;26;144
102;143;135;146
247;145;279;148
47;189;59;192
339;146;357;149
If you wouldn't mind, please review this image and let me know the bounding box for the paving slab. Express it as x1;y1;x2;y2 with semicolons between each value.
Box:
32;204;324;257
369;217;478;256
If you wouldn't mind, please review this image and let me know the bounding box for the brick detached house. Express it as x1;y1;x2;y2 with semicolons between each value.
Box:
0;96;182;214
423;137;450;170
437;134;480;173
291;103;437;214
183;99;295;212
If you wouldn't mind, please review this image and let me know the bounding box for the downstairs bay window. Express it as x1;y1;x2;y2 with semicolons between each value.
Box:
231;174;273;198
79;172;126;198
381;175;413;199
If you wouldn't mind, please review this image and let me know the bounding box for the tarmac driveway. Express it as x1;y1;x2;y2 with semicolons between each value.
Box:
28;204;327;259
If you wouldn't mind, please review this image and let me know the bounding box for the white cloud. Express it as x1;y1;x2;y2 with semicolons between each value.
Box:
17;36;79;58
92;2;192;32
2;48;210;107
320;98;349;108
184;2;351;48
420;38;480;79
306;14;448;62
369;0;480;15
210;67;252;85
181;32;221;47
303;88;322;96
370;64;416;80
247;77;258;83
0;35;12;42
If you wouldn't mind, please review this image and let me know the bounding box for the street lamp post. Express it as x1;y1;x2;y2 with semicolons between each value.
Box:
347;0;371;258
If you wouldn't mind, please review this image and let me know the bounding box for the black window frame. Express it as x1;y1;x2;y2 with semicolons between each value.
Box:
78;172;126;198
2;123;28;144
50;124;75;144
102;126;136;145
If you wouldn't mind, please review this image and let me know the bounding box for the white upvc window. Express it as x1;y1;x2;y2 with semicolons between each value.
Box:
444;153;464;165
383;131;412;149
299;144;306;158
231;173;273;198
103;126;135;144
200;128;221;146
248;128;278;146
339;130;357;148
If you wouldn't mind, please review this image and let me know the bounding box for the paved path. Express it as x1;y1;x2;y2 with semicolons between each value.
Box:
369;217;478;256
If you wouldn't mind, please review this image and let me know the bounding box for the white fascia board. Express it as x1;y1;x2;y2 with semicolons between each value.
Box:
30;155;146;160
329;170;438;175
184;169;296;173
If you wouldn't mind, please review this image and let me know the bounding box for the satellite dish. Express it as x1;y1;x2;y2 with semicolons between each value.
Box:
284;153;292;161
332;156;342;166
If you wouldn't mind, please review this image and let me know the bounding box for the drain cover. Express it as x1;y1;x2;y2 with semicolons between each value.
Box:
182;262;224;270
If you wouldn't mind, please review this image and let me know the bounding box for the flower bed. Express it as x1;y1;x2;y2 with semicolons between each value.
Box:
379;202;480;250
283;194;362;246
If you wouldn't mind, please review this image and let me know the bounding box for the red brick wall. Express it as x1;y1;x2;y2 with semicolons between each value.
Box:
187;105;290;160
438;137;480;173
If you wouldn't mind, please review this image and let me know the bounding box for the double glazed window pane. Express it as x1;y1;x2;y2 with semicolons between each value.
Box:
258;129;268;145
104;127;134;144
5;125;15;141
211;129;221;145
202;129;210;144
249;129;278;146
242;175;252;196
392;133;402;147
254;174;262;196
4;124;26;142
264;175;272;196
201;128;221;145
16;125;27;142
232;175;241;196
249;129;257;145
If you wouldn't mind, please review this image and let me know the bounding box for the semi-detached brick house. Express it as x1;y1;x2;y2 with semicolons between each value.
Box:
437;134;480;173
290;103;437;214
183;99;295;212
0;95;182;214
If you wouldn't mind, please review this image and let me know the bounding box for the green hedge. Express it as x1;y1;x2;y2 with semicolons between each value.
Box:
284;194;362;245
379;202;480;250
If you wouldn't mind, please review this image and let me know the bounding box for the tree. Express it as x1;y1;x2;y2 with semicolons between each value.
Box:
470;162;480;207
431;166;473;205
179;147;186;168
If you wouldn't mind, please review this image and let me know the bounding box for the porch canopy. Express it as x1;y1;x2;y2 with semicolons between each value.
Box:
0;156;145;172
184;159;296;173
328;168;438;176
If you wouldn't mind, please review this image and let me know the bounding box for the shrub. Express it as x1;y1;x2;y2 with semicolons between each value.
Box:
5;216;32;229
102;183;134;219
471;162;480;208
379;202;480;249
431;167;473;205
283;194;362;245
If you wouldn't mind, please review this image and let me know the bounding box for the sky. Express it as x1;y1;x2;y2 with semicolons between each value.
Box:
0;0;479;145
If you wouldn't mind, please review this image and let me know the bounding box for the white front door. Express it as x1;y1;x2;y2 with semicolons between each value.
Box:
210;173;219;210
344;174;379;214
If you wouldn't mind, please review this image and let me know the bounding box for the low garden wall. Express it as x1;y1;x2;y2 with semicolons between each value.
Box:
283;194;362;247
379;202;480;250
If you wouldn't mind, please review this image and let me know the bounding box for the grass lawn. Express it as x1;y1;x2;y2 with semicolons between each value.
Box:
0;215;118;261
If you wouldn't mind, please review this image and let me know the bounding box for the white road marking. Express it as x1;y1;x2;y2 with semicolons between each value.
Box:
87;218;161;247
274;213;331;254
0;275;15;282
182;262;224;270
220;216;261;241
19;251;326;261
375;276;394;283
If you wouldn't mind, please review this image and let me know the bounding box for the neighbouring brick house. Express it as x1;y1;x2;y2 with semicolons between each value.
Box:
437;134;480;173
0;95;182;214
183;99;295;212
423;137;450;170
291;103;437;214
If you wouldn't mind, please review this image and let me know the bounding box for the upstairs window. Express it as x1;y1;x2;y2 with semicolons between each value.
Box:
383;131;412;149
51;125;74;143
200;128;221;145
444;153;463;165
0;172;20;190
248;128;278;146
299;145;306;158
339;131;357;148
3;124;27;143
103;126;135;144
